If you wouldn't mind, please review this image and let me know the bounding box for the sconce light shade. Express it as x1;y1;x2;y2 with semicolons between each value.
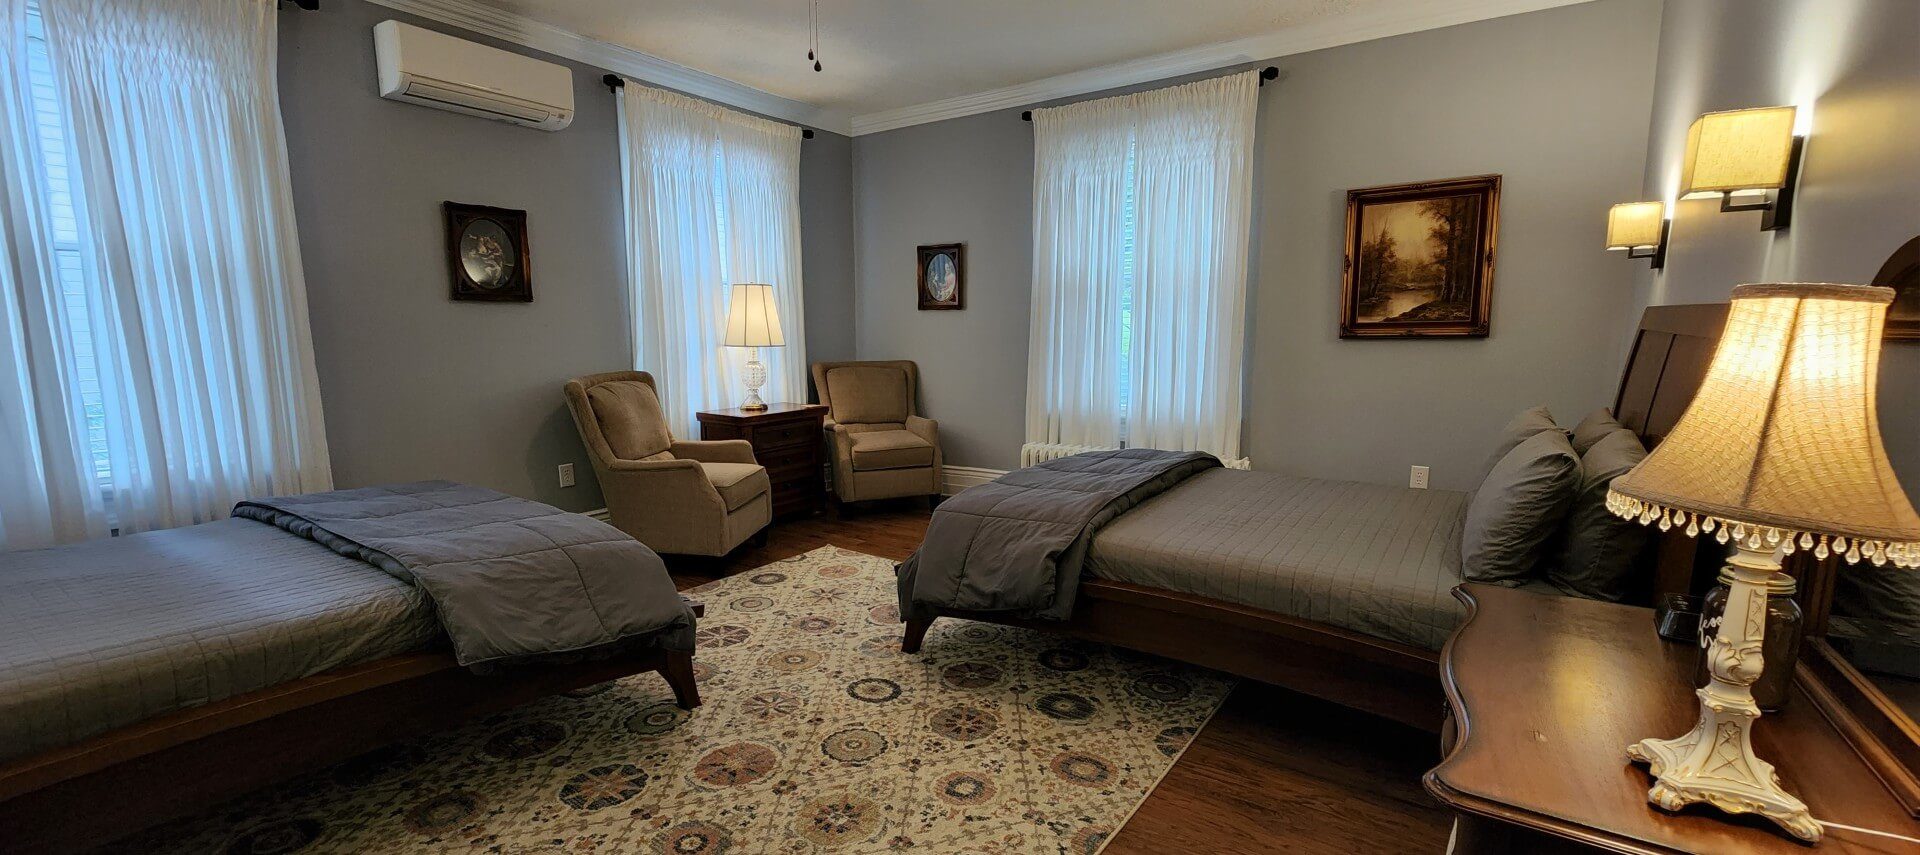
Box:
1606;202;1667;250
1679;106;1797;198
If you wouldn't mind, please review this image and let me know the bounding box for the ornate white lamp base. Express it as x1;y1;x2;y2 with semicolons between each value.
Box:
739;346;768;411
1626;544;1820;842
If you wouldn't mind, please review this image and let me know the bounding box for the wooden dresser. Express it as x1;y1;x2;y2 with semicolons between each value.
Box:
696;403;828;519
1427;582;1918;854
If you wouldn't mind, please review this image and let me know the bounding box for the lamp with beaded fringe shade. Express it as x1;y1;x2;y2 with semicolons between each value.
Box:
1609;282;1920;842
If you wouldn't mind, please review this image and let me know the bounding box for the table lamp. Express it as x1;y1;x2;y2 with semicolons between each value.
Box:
1608;283;1920;841
722;283;784;411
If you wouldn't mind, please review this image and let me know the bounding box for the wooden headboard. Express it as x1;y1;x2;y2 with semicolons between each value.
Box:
1613;302;1729;451
1612;302;1731;601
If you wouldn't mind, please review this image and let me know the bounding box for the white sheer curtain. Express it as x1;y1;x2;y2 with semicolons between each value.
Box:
0;0;329;550
1127;75;1257;462
1023;71;1257;467
1025;96;1130;459
616;84;806;439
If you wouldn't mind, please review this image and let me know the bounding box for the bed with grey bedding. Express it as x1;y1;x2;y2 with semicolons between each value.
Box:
0;518;439;764
1084;468;1471;650
0;481;693;765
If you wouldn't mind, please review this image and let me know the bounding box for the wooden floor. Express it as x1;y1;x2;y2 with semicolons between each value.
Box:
668;503;1455;854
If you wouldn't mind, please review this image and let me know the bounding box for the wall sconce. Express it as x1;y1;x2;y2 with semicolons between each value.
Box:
1679;105;1803;231
1607;201;1669;269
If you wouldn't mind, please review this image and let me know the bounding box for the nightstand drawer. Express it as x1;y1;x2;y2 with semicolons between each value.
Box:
754;444;817;473
750;420;818;450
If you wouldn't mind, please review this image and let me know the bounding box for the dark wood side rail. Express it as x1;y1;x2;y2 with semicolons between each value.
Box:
0;603;704;854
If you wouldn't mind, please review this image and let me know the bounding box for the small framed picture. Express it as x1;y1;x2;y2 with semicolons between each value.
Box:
1340;175;1500;338
917;243;964;310
444;202;532;302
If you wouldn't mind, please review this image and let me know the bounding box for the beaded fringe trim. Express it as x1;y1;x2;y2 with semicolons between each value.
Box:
1607;489;1920;569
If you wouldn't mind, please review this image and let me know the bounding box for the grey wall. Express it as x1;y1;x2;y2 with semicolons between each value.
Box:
277;0;855;511
853;0;1663;489
1629;0;1920;484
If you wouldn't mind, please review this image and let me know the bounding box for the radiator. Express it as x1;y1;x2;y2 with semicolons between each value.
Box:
1020;442;1253;471
1020;443;1118;467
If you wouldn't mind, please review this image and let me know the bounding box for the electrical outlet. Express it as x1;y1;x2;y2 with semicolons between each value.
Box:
1409;465;1429;490
557;463;576;488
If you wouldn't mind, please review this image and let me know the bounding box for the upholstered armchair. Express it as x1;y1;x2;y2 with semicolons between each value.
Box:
810;360;942;507
563;370;770;556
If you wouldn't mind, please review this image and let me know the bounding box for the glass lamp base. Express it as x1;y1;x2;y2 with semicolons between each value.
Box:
740;350;768;411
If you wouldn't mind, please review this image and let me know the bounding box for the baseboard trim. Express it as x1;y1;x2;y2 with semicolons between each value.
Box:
943;465;1008;496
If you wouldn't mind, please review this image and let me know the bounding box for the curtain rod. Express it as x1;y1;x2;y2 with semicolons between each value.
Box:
1021;65;1277;122
602;74;815;139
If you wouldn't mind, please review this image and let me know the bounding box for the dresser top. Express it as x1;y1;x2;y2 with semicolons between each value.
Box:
1426;582;1915;854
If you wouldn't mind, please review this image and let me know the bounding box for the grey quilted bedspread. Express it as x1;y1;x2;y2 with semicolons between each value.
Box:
235;481;696;667
1085;469;1471;651
0;518;440;764
898;449;1221;621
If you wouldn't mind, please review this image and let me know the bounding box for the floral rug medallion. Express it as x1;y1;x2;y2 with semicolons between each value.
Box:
122;546;1232;854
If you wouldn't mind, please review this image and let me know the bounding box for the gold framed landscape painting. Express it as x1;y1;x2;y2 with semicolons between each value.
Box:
1341;175;1500;338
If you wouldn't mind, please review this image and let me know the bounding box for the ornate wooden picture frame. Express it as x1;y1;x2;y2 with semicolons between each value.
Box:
1340;175;1499;338
444;202;532;303
917;243;964;310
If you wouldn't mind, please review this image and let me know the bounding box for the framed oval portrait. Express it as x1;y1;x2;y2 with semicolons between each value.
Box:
917;243;964;310
444;201;532;302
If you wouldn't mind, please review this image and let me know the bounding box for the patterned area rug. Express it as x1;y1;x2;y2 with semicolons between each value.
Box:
119;546;1232;854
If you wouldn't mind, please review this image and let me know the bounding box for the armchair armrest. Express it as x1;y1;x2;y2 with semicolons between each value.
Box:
905;415;939;444
670;439;757;465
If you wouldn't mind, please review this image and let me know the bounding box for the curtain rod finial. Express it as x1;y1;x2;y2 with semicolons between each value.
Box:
1259;66;1278;85
1021;110;1032;122
602;74;624;93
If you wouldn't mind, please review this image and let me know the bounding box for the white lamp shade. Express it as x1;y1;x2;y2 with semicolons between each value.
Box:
1679;106;1797;199
1606;202;1666;250
1609;283;1920;567
723;283;785;348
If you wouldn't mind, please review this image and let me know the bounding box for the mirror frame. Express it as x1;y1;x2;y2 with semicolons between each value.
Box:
1794;549;1920;817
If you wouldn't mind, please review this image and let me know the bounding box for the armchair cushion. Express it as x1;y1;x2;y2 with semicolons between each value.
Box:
586;380;673;461
825;366;910;424
848;429;935;471
699;462;771;511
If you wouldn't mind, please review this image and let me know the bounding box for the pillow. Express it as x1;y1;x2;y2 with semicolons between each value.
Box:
1570;407;1627;455
1547;428;1652;601
1478;405;1561;484
1462;429;1581;585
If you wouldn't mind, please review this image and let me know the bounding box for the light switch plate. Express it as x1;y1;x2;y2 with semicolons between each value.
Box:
558;463;576;488
1409;465;1429;489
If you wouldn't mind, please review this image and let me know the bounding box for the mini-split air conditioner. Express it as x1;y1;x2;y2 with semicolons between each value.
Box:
373;20;574;131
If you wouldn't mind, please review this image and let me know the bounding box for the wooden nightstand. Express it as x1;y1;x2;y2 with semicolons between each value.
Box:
1427;582;1915;854
696;404;828;519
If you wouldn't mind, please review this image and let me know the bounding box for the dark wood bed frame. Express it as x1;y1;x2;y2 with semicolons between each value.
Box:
0;604;703;853
904;303;1734;733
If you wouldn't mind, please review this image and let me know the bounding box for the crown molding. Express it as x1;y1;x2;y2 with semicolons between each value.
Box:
362;0;853;135
850;0;1597;136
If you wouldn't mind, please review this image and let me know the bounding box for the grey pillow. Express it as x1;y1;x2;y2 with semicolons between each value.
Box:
1547;428;1651;602
1570;407;1627;455
1478;405;1561;484
1462;429;1581;585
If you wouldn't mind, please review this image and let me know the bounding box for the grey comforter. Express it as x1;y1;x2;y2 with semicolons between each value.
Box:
897;449;1220;621
0;518;440;763
235;481;695;666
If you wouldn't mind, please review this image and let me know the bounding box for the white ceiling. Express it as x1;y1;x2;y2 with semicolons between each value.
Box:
473;0;1369;115
419;0;1596;134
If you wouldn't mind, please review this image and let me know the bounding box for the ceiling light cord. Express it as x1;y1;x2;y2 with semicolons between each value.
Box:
808;0;821;72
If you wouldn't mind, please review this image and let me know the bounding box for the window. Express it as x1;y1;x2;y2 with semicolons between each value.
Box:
24;2;111;495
